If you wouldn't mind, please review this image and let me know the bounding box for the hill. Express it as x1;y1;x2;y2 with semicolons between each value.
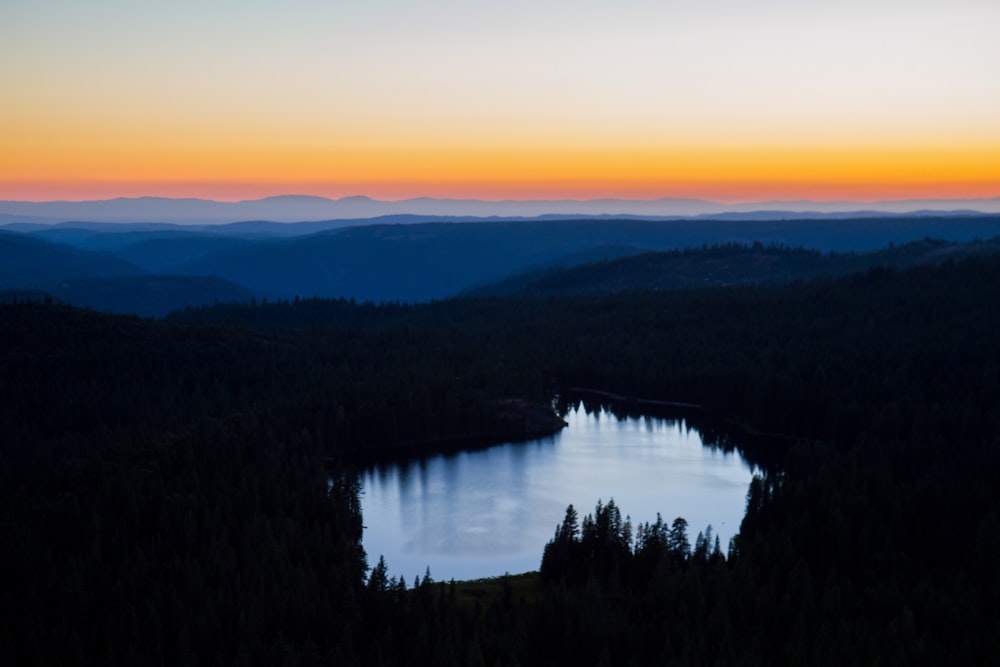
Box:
171;216;1000;302
0;230;256;315
468;236;1000;296
0;230;145;286
40;275;254;317
6;216;1000;309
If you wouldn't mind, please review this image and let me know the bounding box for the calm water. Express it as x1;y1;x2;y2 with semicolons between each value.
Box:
360;404;756;582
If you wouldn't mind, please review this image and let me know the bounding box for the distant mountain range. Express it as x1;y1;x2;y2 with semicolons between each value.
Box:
4;214;1000;314
2;194;1000;226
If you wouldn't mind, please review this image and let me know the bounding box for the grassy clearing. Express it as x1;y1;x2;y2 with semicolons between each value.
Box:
439;571;541;610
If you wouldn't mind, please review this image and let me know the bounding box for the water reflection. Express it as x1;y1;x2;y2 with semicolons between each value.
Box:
360;403;756;582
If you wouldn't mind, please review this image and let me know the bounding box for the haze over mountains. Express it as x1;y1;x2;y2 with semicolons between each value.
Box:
3;194;1000;226
4;194;1000;315
4;211;1000;316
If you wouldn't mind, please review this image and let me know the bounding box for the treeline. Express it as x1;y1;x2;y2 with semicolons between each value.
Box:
540;500;726;585
2;253;999;663
468;236;1000;297
169;254;1000;451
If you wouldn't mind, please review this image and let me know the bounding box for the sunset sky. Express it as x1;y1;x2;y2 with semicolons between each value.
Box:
3;0;999;203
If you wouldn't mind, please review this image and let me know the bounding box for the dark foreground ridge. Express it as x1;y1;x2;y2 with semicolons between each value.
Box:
2;252;1000;664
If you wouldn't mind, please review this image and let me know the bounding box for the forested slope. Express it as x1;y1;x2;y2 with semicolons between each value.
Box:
3;254;999;664
468;236;1000;296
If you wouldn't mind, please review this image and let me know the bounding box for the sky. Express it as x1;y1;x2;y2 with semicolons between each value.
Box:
2;0;999;203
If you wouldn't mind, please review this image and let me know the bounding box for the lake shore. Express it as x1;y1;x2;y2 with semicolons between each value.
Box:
332;397;567;465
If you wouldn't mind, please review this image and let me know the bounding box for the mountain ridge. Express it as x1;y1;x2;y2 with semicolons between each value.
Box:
2;194;1000;225
464;236;1000;297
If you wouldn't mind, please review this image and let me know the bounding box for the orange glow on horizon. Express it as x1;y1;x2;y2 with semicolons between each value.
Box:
3;98;998;203
3;141;998;204
4;80;998;204
2;177;998;205
5;0;998;207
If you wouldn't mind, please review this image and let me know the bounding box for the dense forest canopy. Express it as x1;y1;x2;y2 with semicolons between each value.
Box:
467;236;1000;296
2;251;999;664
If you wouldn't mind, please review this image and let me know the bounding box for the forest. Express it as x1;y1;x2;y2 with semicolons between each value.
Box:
5;216;1000;312
2;250;999;664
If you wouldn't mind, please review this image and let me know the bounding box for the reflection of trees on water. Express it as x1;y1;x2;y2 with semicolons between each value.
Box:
555;391;792;473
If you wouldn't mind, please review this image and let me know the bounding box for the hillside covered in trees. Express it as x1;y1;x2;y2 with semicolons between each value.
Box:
467;235;1000;296
4;215;1000;312
2;252;1000;664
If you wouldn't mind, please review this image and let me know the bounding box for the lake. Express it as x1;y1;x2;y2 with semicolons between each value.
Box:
359;401;757;582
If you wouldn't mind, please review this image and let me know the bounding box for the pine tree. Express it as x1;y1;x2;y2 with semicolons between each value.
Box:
367;556;388;593
668;517;691;562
